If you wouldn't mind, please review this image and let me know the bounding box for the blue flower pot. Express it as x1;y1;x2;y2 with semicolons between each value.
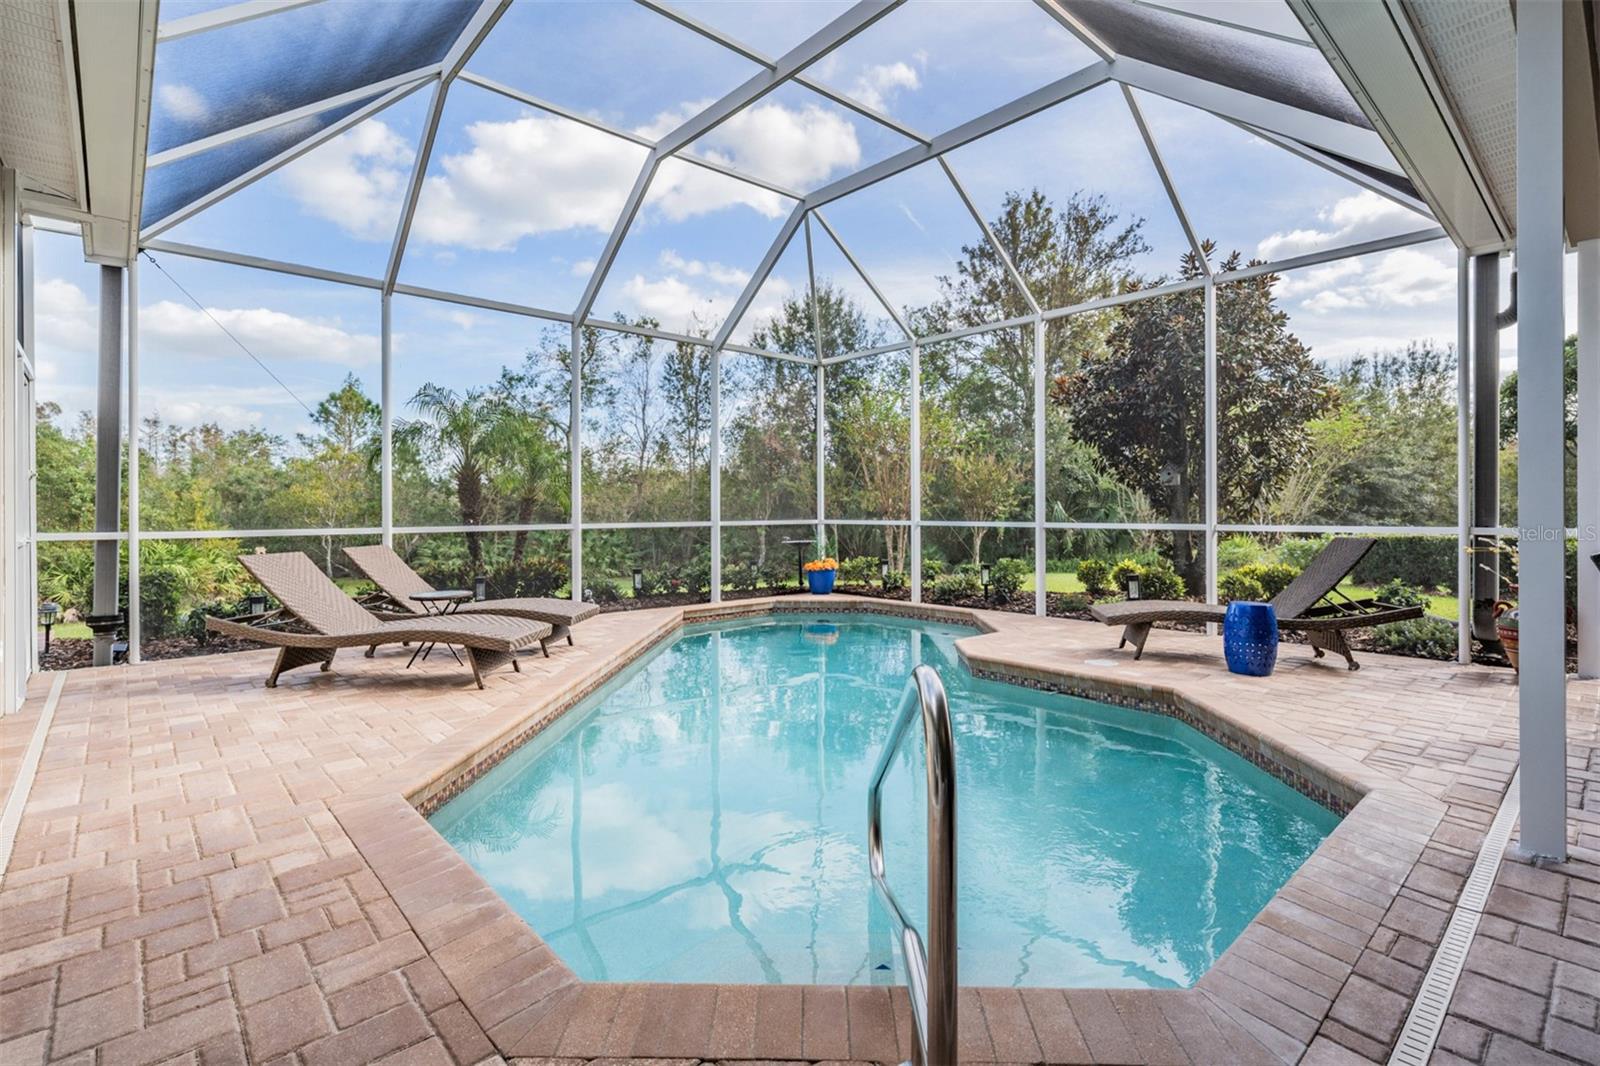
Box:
1223;601;1278;677
806;569;836;595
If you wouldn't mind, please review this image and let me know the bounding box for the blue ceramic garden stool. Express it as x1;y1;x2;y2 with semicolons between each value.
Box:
1223;601;1278;677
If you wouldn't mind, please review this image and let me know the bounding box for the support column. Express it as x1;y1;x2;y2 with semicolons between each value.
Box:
1471;253;1502;641
380;293;393;548
1203;279;1218;622
127;261;141;664
1033;319;1045;616
710;346;722;603
570;322;583;602
1513;0;1567;861
1456;251;1472;663
910;341;922;604
1578;239;1599;679
90;266;125;667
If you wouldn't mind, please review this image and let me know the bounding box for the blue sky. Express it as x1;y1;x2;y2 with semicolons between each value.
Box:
34;0;1578;452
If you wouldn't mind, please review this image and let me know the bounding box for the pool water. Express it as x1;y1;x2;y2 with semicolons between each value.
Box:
430;613;1338;988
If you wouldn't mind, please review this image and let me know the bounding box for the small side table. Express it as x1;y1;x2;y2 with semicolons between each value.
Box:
407;590;472;667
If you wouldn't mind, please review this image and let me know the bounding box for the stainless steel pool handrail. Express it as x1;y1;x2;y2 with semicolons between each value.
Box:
867;665;957;1066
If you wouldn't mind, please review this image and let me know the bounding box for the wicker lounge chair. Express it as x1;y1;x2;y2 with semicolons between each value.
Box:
1087;537;1425;670
205;552;550;688
343;544;599;656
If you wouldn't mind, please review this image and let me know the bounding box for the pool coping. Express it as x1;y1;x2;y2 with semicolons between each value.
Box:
330;595;1446;1063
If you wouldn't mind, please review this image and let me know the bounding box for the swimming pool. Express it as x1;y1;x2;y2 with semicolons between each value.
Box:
430;612;1338;989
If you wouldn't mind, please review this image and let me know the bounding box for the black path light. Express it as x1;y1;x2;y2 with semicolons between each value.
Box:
880;557;889;587
980;563;991;602
246;590;268;616
632;567;644;598
474;574;489;601
38;602;59;652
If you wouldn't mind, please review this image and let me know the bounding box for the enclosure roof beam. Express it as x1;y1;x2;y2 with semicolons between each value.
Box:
1226;118;1433;218
146;67;438;168
1122;84;1211;275
140;78;428;241
158;0;328;42
938;157;1039;313
382;0;512;293
801;60;1112;210
573;0;901;327
1109;57;1395;170
711;203;808;351
633;0;933;145
810;208;911;338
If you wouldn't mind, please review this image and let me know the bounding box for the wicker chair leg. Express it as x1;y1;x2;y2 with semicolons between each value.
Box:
1121;622;1152;660
550;623;572;647
365;645;377;658
266;646;336;688
1308;629;1360;670
466;647;516;689
538;637;551;658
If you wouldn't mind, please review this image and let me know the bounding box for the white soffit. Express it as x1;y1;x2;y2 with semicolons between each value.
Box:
1403;0;1516;229
0;1;82;206
1294;0;1506;251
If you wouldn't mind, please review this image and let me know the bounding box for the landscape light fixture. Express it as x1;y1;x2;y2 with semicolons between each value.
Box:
980;563;992;601
474;574;489;601
37;602;59;652
1128;577;1142;601
246;591;268;616
632;568;644;597
880;558;889;585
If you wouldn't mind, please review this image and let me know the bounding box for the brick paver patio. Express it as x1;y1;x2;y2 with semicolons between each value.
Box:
0;597;1595;1065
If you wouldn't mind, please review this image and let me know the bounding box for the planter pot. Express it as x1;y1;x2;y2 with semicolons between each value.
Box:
806;569;836;595
1223;601;1278;677
1497;625;1520;672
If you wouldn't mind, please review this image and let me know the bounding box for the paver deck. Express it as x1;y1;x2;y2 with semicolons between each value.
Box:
0;595;1596;1065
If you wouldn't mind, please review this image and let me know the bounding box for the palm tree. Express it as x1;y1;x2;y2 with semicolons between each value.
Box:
484;401;567;572
396;384;497;569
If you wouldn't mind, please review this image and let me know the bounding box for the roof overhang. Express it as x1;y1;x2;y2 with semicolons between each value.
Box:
7;0;155;265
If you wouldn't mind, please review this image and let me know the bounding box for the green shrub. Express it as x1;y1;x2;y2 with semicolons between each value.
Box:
589;581;621;605
923;559;946;581
1350;536;1456;589
1235;562;1298;600
1373;578;1431;609
759;559;794;589
1139;561;1186;601
725;562;761;592
882;569;907;592
516;555;567;597
1054;592;1092;613
1275;536;1332;571
1370;616;1457;660
1217;535;1265;573
991;557;1028;601
138;564;189;638
1218;571;1266;604
838;556;877;585
1109;558;1143;594
1075;559;1110;596
928;571;981;604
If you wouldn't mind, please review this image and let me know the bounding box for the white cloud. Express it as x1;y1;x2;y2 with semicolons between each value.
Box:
157;83;208;123
140;300;379;368
1274;243;1458;364
570;258;597;277
279;120;412;240
850;59;922;111
684;97;862;193
1256;190;1426;261
658;250;748;287
411;115;647;251
34;278;98;356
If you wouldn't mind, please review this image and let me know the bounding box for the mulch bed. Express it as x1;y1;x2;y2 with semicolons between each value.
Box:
39;633;271;670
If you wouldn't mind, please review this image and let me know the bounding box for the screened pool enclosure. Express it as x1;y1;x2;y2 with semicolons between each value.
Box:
15;0;1589;678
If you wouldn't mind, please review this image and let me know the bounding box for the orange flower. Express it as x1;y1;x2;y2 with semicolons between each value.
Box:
803;557;838;572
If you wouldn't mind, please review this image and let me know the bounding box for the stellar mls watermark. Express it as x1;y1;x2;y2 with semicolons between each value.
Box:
1516;524;1597;541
